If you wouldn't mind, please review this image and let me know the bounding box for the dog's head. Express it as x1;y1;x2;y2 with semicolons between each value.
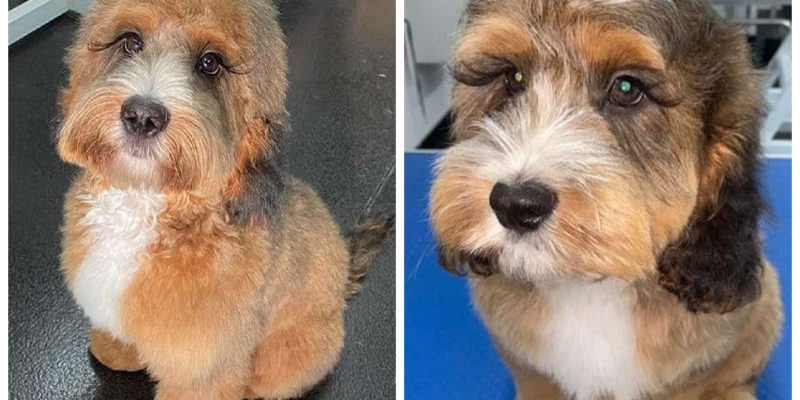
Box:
57;0;288;222
431;0;764;313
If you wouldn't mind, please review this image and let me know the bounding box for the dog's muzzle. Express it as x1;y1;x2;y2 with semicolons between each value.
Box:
490;181;557;234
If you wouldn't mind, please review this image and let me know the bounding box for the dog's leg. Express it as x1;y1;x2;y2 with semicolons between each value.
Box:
701;385;756;400
155;364;251;400
510;368;567;400
664;383;755;400
501;353;566;400
88;328;145;372
244;311;345;400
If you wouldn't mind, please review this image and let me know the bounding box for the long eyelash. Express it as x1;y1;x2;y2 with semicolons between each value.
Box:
450;58;515;87
88;38;123;52
88;31;138;52
198;41;211;59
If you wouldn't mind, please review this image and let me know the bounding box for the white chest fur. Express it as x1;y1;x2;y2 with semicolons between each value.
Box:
528;279;651;400
71;189;164;341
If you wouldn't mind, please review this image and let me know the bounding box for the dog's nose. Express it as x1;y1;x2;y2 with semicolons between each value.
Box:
489;181;557;234
120;96;170;138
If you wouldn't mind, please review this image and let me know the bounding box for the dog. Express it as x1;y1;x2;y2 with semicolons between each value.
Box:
56;1;391;399
430;1;782;399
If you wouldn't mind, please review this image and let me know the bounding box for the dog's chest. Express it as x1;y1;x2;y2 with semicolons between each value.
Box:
71;189;164;341
529;279;650;400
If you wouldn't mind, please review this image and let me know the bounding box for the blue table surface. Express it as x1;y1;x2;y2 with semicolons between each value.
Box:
404;152;791;400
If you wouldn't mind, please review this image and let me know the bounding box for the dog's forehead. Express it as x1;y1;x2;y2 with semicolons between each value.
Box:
457;0;685;67
458;9;667;69
90;0;251;51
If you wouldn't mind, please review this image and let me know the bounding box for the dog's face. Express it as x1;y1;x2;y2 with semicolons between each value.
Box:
58;0;287;196
432;0;764;312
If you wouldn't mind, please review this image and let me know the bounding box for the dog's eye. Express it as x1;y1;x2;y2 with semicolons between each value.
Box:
608;76;644;107
196;53;223;76
504;69;525;96
121;33;144;56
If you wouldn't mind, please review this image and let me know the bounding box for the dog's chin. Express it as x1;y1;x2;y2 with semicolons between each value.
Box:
497;243;566;283
121;134;161;160
103;152;163;191
493;234;606;285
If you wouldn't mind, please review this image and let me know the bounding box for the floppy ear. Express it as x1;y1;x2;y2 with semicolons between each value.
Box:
221;1;288;226
656;24;765;314
223;117;288;226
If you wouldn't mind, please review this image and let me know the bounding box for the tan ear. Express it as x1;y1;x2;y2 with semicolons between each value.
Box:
223;117;288;226
657;24;764;314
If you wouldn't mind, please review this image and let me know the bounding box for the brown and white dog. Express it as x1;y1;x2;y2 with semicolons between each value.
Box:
57;1;391;399
430;1;782;399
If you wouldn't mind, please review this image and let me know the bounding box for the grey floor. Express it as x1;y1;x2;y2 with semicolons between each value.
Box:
9;1;395;399
9;0;25;10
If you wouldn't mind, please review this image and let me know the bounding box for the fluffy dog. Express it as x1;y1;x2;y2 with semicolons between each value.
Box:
430;1;782;399
57;1;391;399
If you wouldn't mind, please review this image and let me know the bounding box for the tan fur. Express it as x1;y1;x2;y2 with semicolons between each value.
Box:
430;173;495;253
57;1;359;399
550;184;654;280
503;353;567;400
62;174;350;399
450;15;534;139
58;0;287;194
470;262;781;400
434;1;782;399
574;23;665;71
654;264;782;400
89;328;146;372
454;16;534;68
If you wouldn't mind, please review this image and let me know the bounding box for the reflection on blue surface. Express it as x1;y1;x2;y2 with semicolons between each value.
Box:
404;152;791;400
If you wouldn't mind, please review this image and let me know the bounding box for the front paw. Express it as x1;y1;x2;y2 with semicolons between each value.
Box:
88;329;145;372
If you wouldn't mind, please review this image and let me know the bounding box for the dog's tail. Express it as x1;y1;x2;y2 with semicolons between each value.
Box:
344;213;394;299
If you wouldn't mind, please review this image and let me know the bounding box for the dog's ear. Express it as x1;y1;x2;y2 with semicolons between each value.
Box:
657;24;765;314
223;117;288;226
221;1;289;226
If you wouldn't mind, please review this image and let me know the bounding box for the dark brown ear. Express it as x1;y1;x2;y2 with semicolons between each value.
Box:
223;118;288;226
656;24;765;314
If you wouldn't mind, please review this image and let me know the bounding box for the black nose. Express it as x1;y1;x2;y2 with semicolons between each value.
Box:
120;96;170;138
489;181;558;234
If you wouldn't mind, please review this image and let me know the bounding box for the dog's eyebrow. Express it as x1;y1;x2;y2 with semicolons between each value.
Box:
455;16;534;65
575;23;665;71
186;26;246;67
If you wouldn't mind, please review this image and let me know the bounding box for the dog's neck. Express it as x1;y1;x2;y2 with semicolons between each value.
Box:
80;170;229;222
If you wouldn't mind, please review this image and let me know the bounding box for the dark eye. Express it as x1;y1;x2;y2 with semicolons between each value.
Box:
121;33;143;56
196;53;223;76
608;76;644;107
504;68;525;96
